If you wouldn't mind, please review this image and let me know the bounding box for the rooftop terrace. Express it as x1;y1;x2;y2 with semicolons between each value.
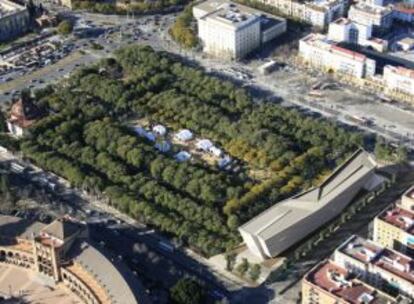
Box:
378;206;414;234
194;0;284;29
374;248;414;284
351;3;393;15
305;260;396;304
340;236;383;264
339;236;414;285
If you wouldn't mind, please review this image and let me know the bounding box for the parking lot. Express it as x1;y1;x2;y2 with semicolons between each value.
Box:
0;12;176;105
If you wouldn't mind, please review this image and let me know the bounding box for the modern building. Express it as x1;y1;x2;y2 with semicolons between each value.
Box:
0;0;30;42
299;33;377;78
7;98;45;138
193;0;287;59
334;235;414;298
328;17;388;52
239;149;384;260
302;259;400;304
383;65;414;97
373;185;414;256
0;215;148;304
348;3;393;33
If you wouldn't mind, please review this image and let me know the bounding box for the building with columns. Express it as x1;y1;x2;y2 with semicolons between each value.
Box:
0;0;30;42
0;215;148;304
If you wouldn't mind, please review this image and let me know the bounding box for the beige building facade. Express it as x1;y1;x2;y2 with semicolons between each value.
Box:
373;185;414;256
299;33;377;79
0;215;148;304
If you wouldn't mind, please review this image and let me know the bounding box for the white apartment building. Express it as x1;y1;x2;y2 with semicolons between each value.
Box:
329;17;372;43
334;235;414;298
193;0;286;60
304;0;345;28
366;0;385;6
328;17;388;52
383;65;414;97
348;3;393;32
299;33;376;78
263;0;346;28
0;0;30;42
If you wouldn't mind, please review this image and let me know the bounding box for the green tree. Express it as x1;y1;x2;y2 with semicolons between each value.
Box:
249;264;261;281
224;252;237;271
396;145;408;163
170;278;205;304
226;214;239;229
57;20;73;35
236;258;250;276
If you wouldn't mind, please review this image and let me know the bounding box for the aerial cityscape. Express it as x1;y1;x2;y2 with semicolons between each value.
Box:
0;0;413;302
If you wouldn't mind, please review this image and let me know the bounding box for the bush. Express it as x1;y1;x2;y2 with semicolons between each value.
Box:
170;278;205;304
249;264;261;281
236;258;249;276
57;20;73;35
225;252;237;271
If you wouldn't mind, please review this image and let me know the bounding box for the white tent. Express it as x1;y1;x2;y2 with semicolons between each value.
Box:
209;146;222;157
218;155;232;168
153;125;167;136
174;129;194;142
145;132;156;142
175;151;191;162
196;139;213;152
133;126;146;137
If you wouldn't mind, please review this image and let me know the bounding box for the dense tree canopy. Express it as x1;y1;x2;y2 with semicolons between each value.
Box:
72;0;188;14
169;278;205;304
57;20;73;36
19;45;361;255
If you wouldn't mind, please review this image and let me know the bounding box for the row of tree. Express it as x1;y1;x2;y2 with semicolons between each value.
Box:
19;45;361;255
71;0;187;14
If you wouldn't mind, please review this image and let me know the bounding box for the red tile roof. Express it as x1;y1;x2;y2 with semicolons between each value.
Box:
374;248;414;284
305;260;392;304
331;45;366;62
379;206;414;234
8;98;44;129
